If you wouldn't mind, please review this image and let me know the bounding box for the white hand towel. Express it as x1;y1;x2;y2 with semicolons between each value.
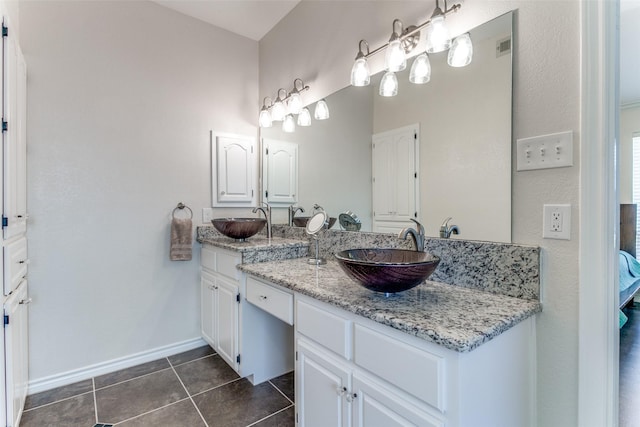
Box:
170;218;193;261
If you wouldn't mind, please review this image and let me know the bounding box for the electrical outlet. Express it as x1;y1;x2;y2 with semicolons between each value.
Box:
543;204;571;240
202;208;214;224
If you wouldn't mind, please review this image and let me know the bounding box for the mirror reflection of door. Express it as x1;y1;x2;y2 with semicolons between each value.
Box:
263;139;298;205
372;124;419;234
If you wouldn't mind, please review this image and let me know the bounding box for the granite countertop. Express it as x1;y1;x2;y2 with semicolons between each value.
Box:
199;235;308;252
238;258;542;353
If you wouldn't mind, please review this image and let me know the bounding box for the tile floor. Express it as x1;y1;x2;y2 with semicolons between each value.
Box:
20;345;295;427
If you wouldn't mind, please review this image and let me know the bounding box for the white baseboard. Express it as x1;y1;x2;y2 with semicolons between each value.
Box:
28;337;208;395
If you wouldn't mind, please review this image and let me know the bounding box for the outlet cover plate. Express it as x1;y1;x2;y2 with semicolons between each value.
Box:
517;131;573;171
543;204;571;240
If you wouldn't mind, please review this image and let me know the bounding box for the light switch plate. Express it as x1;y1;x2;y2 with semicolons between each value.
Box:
517;131;573;171
543;204;571;240
202;208;214;224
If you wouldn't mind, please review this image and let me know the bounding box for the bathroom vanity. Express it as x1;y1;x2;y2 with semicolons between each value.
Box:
198;227;541;427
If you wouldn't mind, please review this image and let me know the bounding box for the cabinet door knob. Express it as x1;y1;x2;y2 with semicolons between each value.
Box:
259;295;268;300
336;386;346;396
19;298;32;305
346;392;357;403
18;259;30;265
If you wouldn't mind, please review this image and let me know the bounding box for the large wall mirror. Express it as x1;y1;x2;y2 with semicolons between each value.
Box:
261;12;513;243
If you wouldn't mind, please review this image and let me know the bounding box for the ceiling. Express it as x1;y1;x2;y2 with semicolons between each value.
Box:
152;0;300;41
152;0;639;105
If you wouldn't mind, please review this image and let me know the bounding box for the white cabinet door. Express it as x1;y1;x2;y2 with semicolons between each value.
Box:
4;280;29;427
297;339;350;427
215;276;239;371
200;274;216;348
372;125;419;229
212;133;256;206
2;21;27;240
263;139;298;204
352;373;444;427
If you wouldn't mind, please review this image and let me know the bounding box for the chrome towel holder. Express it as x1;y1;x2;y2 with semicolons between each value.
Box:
172;202;193;219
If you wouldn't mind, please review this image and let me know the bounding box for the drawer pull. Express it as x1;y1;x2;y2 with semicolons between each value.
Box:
19;298;32;305
18;259;30;265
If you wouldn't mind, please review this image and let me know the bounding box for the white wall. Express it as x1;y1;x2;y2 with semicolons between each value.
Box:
620;105;640;203
20;1;258;382
260;1;580;425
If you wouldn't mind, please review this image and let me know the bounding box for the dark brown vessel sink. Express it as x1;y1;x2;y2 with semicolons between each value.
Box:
335;249;440;293
212;218;267;241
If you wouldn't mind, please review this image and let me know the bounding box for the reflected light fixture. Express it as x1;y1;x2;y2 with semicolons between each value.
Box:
287;78;305;114
385;19;406;72
350;40;371;86
409;53;431;84
314;99;330;120
259;79;329;132
349;0;469;95
271;88;287;121
283;114;296;133
379;71;399;97
297;107;312;126
259;97;273;128
448;33;473;67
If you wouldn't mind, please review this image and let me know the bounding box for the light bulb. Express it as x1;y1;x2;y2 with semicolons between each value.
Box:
288;92;303;115
314;99;330;120
409;53;431;84
379;71;398;97
350;57;371;86
259;108;272;128
297;107;311;126
271;100;286;121
448;33;473;67
385;39;406;72
425;14;451;53
283;114;296;133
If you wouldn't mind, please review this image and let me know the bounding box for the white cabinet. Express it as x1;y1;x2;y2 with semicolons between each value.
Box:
200;246;294;384
295;294;535;427
200;246;240;371
2;280;29;427
211;132;257;207
372;124;419;233
262;139;298;205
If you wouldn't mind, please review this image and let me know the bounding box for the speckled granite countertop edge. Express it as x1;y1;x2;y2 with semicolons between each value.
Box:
238;259;541;353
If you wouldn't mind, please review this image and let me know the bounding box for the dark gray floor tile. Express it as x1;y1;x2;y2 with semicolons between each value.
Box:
168;345;215;366
24;379;94;410
193;378;290;427
94;358;170;389
252;406;295;427
96;368;187;424
173;354;239;395
20;392;95;426
116;398;206;426
269;371;294;403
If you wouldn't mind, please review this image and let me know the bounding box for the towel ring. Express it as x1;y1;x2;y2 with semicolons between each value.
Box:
172;202;193;219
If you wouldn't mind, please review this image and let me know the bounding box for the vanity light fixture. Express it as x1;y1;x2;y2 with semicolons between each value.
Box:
259;97;273;128
350;40;371;87
271;88;288;121
283;114;296;133
259;79;329;131
349;0;471;96
314;99;330;120
297;107;312;126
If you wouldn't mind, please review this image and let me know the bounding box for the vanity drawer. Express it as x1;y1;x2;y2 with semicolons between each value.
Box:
354;324;445;412
296;299;351;359
201;246;217;271
246;277;293;325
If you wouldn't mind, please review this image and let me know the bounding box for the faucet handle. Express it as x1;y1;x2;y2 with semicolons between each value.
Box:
440;217;452;228
410;218;425;234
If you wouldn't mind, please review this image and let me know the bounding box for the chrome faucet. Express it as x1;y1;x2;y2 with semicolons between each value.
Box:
252;201;272;239
288;205;305;226
439;217;460;239
399;219;425;252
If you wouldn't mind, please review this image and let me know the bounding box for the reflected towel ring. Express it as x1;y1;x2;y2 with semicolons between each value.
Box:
172;202;193;220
